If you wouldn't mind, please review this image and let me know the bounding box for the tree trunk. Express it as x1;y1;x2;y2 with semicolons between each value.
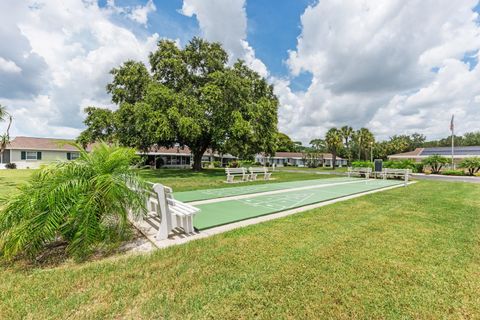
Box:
191;146;208;171
332;151;336;170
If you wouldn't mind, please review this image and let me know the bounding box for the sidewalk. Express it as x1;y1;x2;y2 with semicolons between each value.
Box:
412;173;480;184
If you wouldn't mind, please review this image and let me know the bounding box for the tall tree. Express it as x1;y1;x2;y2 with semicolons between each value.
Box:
353;128;374;160
325;128;343;170
79;38;279;170
0;105;12;164
276;132;296;152
340;125;354;165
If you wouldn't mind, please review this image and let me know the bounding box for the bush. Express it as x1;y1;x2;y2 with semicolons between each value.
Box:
238;160;254;167
442;170;466;176
212;161;221;168
414;163;424;173
351;161;373;169
459;157;480;176
0;143;147;260
422;155;449;174
383;160;416;170
228;161;239;168
5;162;16;169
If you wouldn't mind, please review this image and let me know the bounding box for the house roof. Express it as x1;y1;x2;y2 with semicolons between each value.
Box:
388;146;480;159
266;152;343;160
6;136;84;151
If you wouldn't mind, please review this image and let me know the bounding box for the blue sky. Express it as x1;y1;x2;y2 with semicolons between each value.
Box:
1;0;479;143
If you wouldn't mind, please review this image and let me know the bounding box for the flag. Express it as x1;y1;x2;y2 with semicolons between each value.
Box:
450;114;454;132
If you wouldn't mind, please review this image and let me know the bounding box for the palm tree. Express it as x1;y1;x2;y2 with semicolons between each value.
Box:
340;125;354;165
354;128;375;160
0;105;12;164
0;143;147;260
325;128;343;170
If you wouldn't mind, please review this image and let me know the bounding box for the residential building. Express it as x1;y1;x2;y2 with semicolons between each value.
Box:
255;152;347;167
388;146;480;164
0;136;84;169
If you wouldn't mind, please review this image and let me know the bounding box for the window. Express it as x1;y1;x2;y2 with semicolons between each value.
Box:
21;151;42;160
67;152;80;160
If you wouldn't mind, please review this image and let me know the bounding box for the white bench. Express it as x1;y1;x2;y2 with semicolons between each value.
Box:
225;167;248;183
248;167;272;181
142;184;200;240
347;167;372;179
382;168;411;186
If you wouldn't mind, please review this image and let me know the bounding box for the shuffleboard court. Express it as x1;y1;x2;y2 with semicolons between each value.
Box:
193;179;403;230
174;177;358;202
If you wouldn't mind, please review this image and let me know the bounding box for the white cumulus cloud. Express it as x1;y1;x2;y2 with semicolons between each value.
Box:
280;0;480;143
181;0;268;77
0;0;159;138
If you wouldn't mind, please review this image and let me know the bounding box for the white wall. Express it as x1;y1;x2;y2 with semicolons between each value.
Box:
9;149;71;169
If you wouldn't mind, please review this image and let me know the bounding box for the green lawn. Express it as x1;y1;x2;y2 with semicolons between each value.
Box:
0;169;35;201
1;180;479;319
137;168;335;192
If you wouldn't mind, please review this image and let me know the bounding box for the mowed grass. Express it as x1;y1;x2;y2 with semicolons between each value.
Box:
1;180;479;319
137;168;335;192
0;169;35;201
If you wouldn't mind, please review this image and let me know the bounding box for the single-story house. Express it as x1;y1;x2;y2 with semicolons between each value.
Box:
0;136;238;169
388;146;480;164
255;152;347;167
0;136;84;169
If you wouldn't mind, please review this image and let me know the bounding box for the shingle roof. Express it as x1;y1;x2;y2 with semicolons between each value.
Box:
389;146;480;158
6;136;81;151
270;152;342;160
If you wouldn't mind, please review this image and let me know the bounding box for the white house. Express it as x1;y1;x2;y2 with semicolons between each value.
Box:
0;136;83;169
0;136;238;169
255;152;347;167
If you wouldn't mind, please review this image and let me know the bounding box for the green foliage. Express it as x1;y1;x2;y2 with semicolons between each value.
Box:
414;162;424;173
80;37;279;170
422;155;449;174
383;160;416;170
238;160;254;167
0;143;147;260
459;157;480;176
351;161;373;169
441;170;466;176
325;128;343;170
4;163;16;169
276;132;297;152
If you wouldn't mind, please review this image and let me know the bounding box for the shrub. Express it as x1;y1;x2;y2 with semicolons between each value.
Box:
238;160;254;167
459;157;480;176
0;143;147;260
383;160;416;170
422;155;449;174
5;162;16;169
351;161;373;169
228;161;239;168
212;161;222;168
442;170;466;176
414;163;424;173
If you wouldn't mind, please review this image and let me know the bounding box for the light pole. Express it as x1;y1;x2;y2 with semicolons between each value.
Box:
370;141;373;163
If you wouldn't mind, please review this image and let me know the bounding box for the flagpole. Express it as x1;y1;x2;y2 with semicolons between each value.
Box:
451;114;454;169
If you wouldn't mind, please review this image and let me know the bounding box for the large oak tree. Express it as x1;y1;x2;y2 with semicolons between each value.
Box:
79;38;279;170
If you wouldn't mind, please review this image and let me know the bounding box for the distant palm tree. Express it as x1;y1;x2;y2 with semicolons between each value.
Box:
354;128;375;160
0;143;147;260
309;138;326;152
325;128;343;170
340;125;354;165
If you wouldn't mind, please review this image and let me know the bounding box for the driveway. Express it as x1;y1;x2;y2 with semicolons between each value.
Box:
412;173;480;184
